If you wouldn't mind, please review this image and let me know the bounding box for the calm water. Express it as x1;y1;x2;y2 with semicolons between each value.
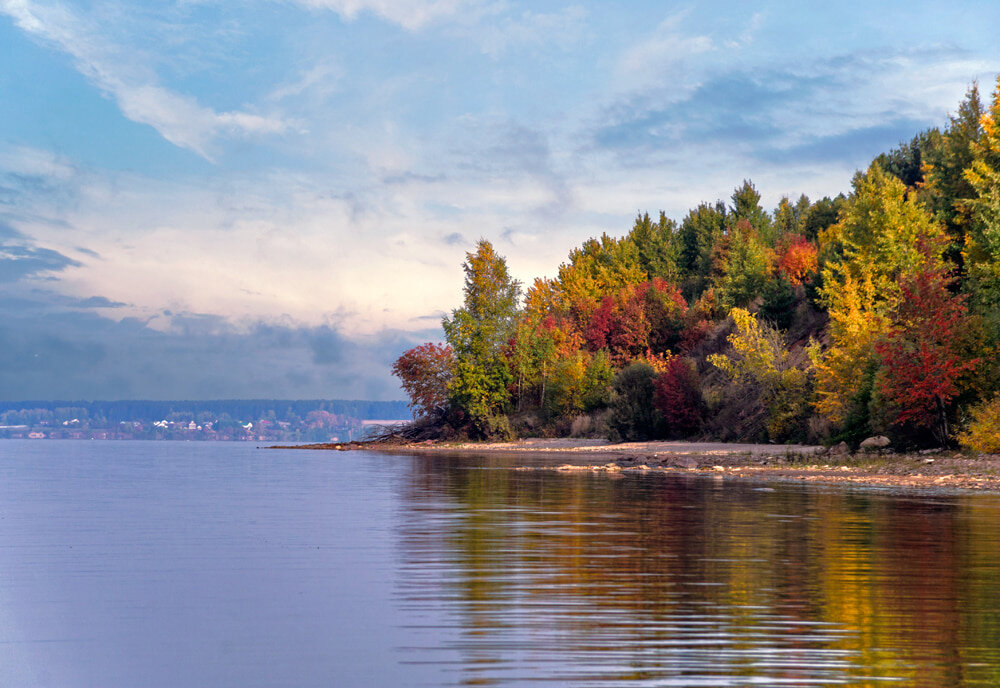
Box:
1;442;1000;686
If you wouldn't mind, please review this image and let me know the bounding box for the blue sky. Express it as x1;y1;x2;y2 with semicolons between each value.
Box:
1;0;998;400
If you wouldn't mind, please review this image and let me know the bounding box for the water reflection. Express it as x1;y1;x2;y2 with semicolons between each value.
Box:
394;455;1000;687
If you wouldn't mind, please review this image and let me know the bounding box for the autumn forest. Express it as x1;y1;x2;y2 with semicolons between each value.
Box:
393;77;1000;453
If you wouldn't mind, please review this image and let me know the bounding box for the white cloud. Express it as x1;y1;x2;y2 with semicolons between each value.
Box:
0;145;77;181
0;0;288;160
474;6;587;57
266;62;344;103
294;0;470;30
615;11;714;92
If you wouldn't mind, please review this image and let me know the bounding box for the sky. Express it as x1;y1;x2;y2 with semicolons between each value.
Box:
1;0;998;401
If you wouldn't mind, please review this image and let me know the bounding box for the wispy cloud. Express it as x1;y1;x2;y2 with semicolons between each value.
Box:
615;11;715;92
0;220;81;283
473;6;587;57
293;0;471;30
594;45;993;170
0;0;288;160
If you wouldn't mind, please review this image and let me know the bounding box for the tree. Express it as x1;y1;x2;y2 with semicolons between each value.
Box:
958;393;1000;454
678;201;727;299
391;343;454;418
653;356;702;437
607;362;661;441
772;196;800;236
584;287;650;365
709;308;808;441
775;234;818;285
801;195;846;242
964;76;1000;343
874;254;979;444
875;129;940;189
556;233;646;326
758;276;796;331
443;240;521;428
713;218;773;309
730;179;772;241
627;211;682;283
810;163;947;429
642;278;688;354
922;83;983;266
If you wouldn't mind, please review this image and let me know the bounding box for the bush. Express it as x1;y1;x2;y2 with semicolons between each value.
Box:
708;308;809;441
476;413;514;441
608;363;662;441
958;395;1000;454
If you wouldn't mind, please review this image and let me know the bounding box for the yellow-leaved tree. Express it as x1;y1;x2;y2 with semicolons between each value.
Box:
809;163;947;435
708;308;808;441
963;75;1000;346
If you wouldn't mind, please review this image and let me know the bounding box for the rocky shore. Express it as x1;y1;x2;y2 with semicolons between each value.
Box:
277;437;1000;493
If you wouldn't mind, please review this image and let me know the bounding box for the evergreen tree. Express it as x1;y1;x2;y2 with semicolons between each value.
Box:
964;76;1000;343
678;201;727;299
922;83;984;268
730;180;774;244
627;211;681;283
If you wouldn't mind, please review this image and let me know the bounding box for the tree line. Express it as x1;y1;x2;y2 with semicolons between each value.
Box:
394;78;1000;453
0;399;411;424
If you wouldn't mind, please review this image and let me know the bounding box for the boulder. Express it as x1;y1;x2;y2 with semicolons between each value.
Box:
830;441;850;456
859;435;890;451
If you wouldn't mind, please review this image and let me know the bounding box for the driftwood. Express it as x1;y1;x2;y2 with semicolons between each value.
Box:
363;418;444;443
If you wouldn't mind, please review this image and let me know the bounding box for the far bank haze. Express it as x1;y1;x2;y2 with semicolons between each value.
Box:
0;399;411;443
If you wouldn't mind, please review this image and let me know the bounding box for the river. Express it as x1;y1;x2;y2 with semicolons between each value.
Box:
0;440;998;686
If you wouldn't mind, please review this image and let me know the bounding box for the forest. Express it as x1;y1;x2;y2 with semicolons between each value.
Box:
393;77;1000;453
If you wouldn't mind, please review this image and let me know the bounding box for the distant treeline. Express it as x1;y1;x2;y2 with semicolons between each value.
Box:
0;399;411;423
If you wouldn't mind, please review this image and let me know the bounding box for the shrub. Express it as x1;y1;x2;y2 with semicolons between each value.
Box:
958;395;1000;454
476;413;514;441
709;308;809;441
608;362;662;441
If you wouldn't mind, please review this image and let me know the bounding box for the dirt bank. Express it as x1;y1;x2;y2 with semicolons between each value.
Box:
276;437;1000;493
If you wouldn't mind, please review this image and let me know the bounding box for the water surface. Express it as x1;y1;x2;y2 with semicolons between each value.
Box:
1;441;999;686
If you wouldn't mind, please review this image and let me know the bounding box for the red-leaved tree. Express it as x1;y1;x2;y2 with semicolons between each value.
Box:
653;356;703;437
642;278;688;354
776;234;818;285
874;260;978;443
391;343;455;418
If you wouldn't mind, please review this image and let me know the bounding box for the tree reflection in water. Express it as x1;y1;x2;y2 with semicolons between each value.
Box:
395;453;1000;687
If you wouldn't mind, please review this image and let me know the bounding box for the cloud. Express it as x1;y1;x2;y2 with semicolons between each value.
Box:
0;223;81;283
592;46;992;174
473;6;587;57
0;288;437;399
266;62;344;103
0;0;287;159
294;0;470;30
615;11;714;92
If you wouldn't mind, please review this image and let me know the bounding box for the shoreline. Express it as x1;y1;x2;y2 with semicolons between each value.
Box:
274;437;1000;494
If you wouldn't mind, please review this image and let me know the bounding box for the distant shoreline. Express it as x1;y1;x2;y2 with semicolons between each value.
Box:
273;437;1000;493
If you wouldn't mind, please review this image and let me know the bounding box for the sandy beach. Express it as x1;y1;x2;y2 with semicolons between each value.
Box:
282;437;1000;493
